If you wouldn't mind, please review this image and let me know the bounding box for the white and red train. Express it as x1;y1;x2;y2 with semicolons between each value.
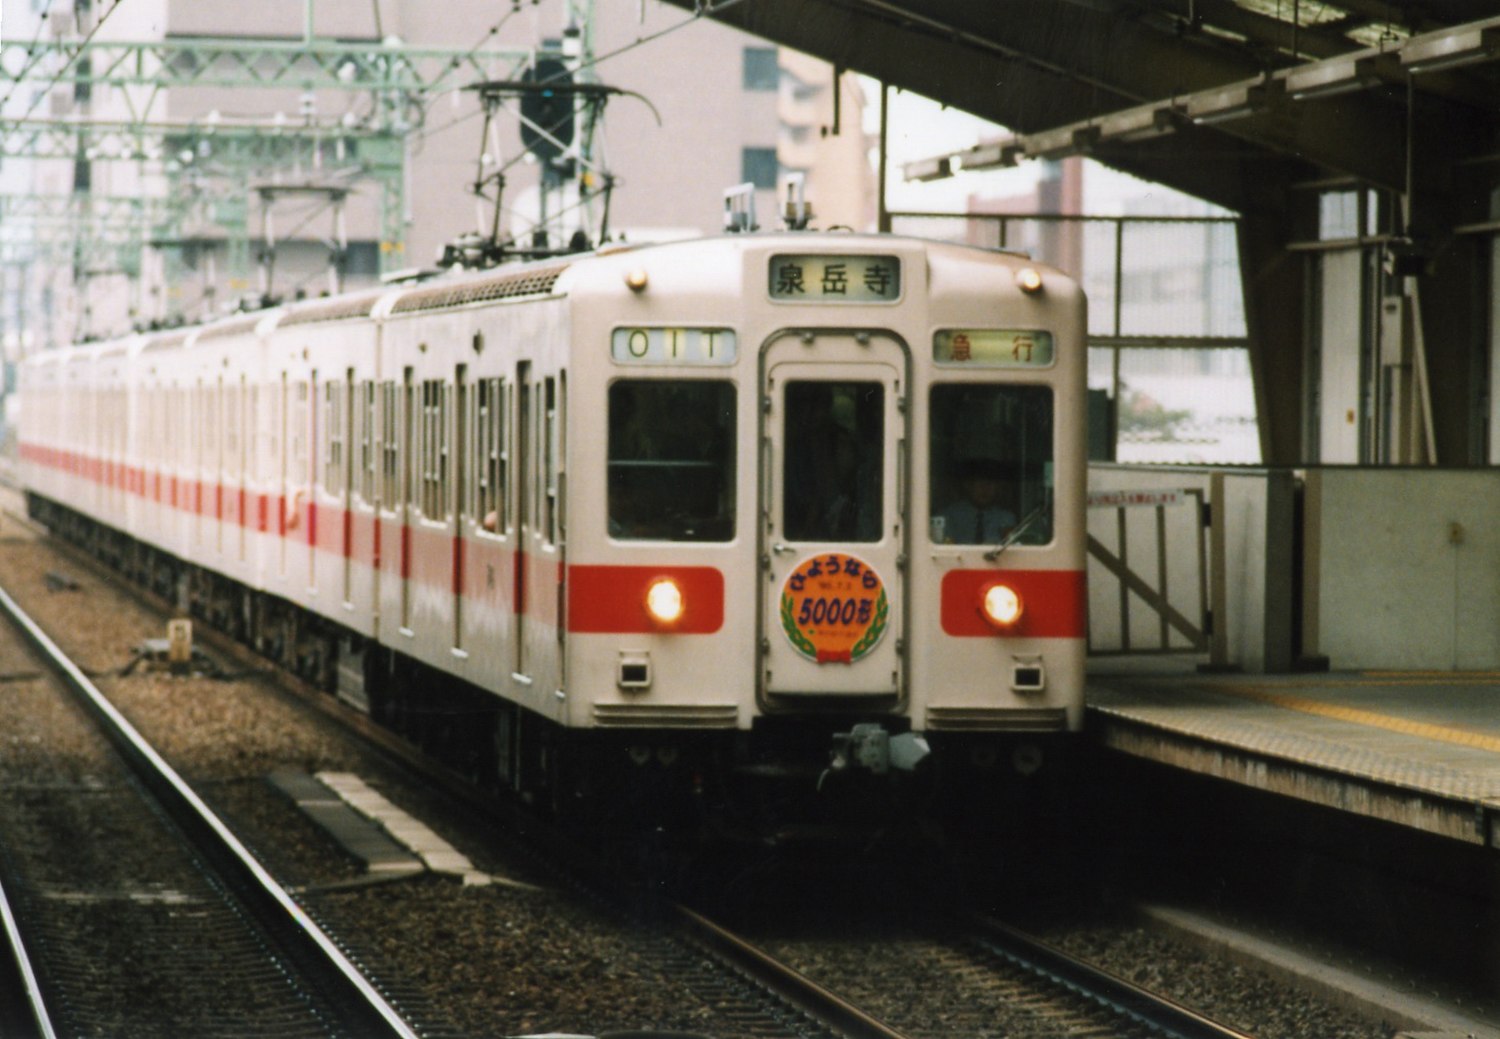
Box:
18;231;1086;823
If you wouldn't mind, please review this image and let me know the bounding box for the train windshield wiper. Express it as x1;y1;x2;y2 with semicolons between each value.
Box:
983;498;1049;562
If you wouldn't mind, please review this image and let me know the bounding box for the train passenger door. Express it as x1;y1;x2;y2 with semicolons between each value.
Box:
513;361;532;682
453;364;467;652
760;332;907;702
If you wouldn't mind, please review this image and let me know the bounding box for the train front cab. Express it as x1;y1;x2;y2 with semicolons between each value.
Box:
752;242;1087;810
568;236;1086;823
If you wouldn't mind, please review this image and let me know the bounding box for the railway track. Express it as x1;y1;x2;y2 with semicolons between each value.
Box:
0;500;1284;1038
0;582;419;1039
673;899;1259;1039
965;914;1256;1039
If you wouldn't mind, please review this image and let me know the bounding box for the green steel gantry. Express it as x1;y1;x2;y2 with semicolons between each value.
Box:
0;30;534;327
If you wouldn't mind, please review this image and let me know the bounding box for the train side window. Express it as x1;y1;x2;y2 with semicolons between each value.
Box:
608;380;735;542
543;376;563;545
928;384;1054;546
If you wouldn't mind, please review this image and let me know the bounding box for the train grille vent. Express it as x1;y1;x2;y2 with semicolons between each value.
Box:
925;706;1067;732
391;265;568;314
142;330;193;350
197;316;265;342
281;292;385;327
593;704;738;729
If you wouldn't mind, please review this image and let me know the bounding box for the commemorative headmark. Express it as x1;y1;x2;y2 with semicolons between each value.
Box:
779;552;889;664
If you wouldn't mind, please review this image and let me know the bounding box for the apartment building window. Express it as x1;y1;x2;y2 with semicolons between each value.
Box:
742;147;778;190
743;47;778;91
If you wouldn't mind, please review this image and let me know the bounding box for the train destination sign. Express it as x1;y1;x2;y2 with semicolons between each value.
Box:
611;327;737;365
769;254;901;303
933;329;1055;367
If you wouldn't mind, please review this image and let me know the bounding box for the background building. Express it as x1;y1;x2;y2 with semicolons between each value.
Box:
0;0;874;351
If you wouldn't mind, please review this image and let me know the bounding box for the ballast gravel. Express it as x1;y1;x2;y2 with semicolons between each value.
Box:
0;509;1405;1039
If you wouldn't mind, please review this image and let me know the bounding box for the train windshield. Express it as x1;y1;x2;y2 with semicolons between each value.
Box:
929;384;1053;546
608;380;736;541
782;380;884;542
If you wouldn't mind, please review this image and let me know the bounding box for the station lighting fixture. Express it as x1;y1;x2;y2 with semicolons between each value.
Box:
1286;54;1400;100
1401;24;1500;74
905;156;952;182
1188;79;1283;125
979;143;1017;169
1023;125;1099;162
981;583;1023;629
645;579;685;626
1096;105;1185;143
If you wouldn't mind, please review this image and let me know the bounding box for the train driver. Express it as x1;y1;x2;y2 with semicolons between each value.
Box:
936;456;1017;544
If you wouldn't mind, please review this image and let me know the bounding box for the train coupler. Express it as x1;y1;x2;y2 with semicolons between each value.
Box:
818;723;930;790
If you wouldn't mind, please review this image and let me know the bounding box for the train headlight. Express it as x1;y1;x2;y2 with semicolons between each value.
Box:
645;578;685;626
981;583;1023;629
625;269;649;293
1015;267;1044;294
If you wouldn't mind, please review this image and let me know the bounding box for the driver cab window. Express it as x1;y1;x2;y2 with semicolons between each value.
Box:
608;380;735;541
929;384;1053;546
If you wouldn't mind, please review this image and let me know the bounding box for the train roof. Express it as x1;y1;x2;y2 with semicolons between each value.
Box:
31;230;1071;359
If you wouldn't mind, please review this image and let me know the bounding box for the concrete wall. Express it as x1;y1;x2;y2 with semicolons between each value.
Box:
1302;468;1500;670
1219;469;1294;672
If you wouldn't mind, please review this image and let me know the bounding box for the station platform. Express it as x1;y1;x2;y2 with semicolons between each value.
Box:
1085;663;1500;849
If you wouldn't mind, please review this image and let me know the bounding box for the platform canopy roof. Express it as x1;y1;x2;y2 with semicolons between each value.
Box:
664;0;1500;219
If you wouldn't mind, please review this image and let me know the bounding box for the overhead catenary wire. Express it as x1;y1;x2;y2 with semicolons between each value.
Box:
407;0;750;150
11;0;132;123
0;0;58;115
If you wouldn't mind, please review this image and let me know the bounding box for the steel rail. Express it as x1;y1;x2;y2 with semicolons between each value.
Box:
0;582;420;1039
672;903;914;1039
0;868;56;1039
972;914;1257;1039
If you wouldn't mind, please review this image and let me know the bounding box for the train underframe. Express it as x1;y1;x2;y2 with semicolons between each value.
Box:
27;492;1070;838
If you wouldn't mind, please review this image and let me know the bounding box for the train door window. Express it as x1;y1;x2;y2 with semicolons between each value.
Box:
163;386;174;496
441;381;453;520
203;379;217;504
380;380;399;509
324;380;345;497
607;380;736;542
516;365;532;537
402;372;417;512
782;381;883;542
928;384;1054;546
259;383;273;487
418;377;448;520
454;366;467;524
290;380;310;488
476;377;507;535
543;375;560;544
358;380;376;506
